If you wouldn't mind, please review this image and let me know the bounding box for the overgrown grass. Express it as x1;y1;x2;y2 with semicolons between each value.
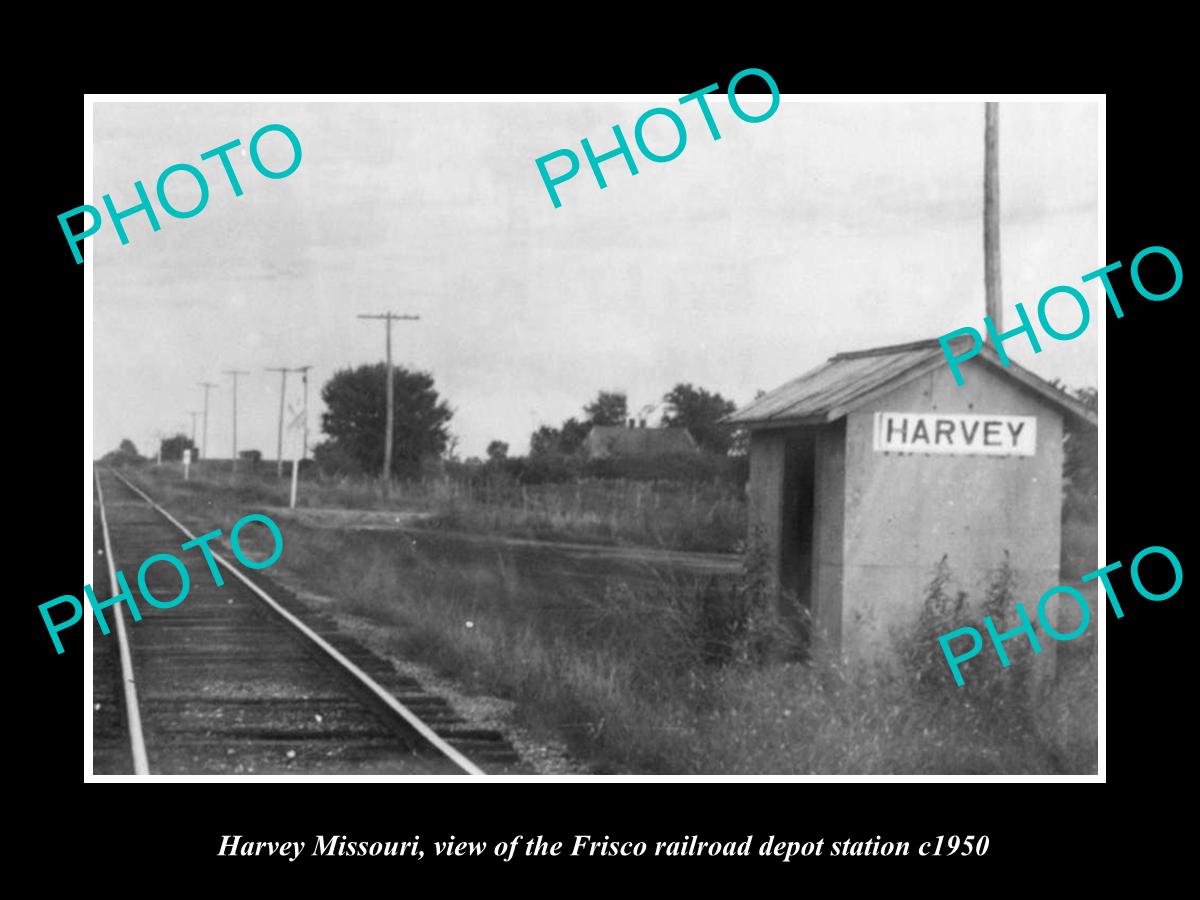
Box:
221;505;1096;775
120;465;1095;774
132;462;745;553
429;477;744;552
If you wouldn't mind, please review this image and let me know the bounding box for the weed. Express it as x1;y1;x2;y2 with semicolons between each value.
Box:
127;468;1096;775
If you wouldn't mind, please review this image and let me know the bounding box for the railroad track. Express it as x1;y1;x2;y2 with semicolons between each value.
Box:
91;468;527;775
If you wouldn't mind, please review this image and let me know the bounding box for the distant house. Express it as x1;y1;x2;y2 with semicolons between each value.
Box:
584;422;700;460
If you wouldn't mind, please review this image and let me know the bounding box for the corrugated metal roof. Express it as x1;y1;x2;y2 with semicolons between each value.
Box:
726;338;1097;428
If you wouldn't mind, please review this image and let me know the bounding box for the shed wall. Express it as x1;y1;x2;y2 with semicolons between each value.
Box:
839;365;1064;661
812;421;846;649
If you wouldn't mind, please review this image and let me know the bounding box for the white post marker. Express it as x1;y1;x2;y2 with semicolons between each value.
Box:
290;455;300;509
183;447;192;481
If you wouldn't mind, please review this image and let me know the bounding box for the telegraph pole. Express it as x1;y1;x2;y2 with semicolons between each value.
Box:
984;102;1002;329
267;367;290;480
296;365;313;462
223;369;249;471
198;381;217;461
266;366;312;478
357;313;420;493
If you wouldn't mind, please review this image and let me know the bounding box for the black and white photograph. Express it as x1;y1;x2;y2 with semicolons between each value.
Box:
81;94;1102;778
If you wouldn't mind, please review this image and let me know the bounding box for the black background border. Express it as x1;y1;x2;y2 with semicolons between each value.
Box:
20;58;1189;881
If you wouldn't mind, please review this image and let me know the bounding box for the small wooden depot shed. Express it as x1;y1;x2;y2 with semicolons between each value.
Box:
726;338;1097;660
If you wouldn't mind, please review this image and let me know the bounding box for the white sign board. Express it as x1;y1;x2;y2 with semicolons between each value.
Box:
873;412;1037;456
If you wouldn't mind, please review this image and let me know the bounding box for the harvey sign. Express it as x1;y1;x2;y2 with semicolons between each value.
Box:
873;412;1036;456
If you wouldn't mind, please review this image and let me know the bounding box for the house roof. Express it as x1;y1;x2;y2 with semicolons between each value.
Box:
725;337;1098;429
586;425;700;456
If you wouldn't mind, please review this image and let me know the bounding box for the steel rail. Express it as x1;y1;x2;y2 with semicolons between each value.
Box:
94;470;151;774
105;468;486;776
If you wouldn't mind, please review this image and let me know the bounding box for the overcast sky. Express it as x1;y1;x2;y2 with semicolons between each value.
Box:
92;99;1099;460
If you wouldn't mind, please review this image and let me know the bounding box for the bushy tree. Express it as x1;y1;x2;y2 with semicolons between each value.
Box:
1049;379;1098;508
314;363;453;479
100;438;144;467
528;390;627;458
529;416;590;457
560;417;590;453
529;425;562;456
160;433;196;462
486;440;509;462
661;383;738;454
584;391;628;427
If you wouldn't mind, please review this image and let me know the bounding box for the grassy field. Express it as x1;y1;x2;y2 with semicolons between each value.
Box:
126;463;1097;775
148;461;745;553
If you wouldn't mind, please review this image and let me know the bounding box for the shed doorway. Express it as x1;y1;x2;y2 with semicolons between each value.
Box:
780;431;816;644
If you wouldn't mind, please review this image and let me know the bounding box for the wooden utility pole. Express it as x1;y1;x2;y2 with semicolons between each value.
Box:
984;101;1002;329
223;369;249;470
266;367;289;479
296;365;313;462
198;381;217;461
267;367;289;479
358;312;420;493
267;366;312;478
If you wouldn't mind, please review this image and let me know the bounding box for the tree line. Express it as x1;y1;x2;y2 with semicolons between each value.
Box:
525;385;738;459
314;366;742;479
102;363;747;481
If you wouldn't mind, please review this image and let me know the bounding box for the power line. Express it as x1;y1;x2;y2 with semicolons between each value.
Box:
222;369;250;470
357;313;420;493
266;366;312;479
295;365;313;463
197;381;218;461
